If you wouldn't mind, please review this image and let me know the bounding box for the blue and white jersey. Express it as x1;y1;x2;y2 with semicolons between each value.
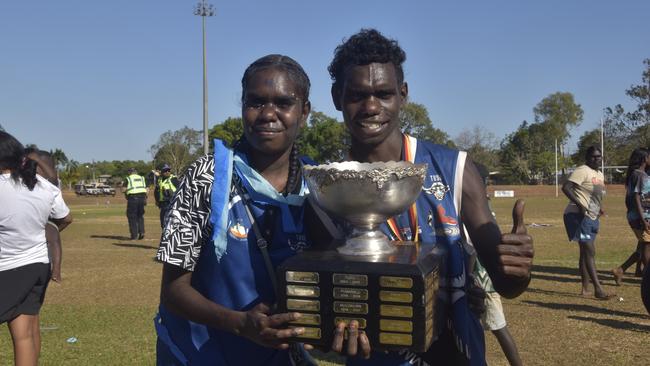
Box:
348;135;485;366
155;148;313;366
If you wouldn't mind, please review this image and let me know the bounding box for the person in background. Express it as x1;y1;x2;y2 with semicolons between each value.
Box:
562;146;614;300
154;164;179;228
25;148;64;283
123;167;147;240
0;131;72;365
612;147;650;285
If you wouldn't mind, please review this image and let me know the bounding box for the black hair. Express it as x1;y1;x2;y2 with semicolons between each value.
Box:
0;131;38;190
237;54;309;196
328;28;406;91
585;145;601;159
626;147;650;186
241;54;311;103
25;147;58;185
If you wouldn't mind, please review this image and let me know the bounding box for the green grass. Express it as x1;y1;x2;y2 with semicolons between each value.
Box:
1;188;648;365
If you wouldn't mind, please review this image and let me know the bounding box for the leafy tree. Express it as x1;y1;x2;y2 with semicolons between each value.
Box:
533;92;584;145
209;117;244;148
50;148;69;172
150;126;202;175
399;102;453;146
454;126;499;171
299;111;348;163
603;59;650;158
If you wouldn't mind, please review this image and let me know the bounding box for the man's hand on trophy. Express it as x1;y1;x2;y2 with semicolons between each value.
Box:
330;320;371;359
496;199;534;297
239;302;305;349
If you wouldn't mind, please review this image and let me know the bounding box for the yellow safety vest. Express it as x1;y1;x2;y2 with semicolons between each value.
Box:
125;174;147;195
158;175;177;201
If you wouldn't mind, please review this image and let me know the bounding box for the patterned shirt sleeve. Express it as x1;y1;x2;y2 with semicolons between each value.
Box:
156;155;214;271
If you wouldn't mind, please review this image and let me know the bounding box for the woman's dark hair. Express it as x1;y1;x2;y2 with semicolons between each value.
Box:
625;147;650;186
237;54;310;196
0;131;37;190
328;28;406;91
241;54;311;103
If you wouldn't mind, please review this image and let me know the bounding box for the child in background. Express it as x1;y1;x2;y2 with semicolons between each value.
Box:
26;149;63;282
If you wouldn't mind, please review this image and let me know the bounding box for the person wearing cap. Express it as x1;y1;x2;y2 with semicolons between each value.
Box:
154;164;179;228
123;167;147;240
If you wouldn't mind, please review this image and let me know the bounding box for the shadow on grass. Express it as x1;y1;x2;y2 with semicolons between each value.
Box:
533;264;640;285
91;234;132;241
568;315;650;332
525;287;587;299
112;243;158;250
523;300;648;319
531;273;580;284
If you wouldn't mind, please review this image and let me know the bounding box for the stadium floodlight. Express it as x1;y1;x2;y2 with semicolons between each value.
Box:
194;0;215;155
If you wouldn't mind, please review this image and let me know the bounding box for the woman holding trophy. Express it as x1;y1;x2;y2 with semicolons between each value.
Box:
155;54;332;365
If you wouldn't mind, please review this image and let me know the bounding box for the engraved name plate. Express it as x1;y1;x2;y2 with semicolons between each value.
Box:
334;287;368;300
380;304;413;318
286;271;319;284
380;332;413;346
380;319;413;332
287;285;320;298
379;290;413;303
334;301;368;314
333;273;368;287
287;299;320;312
290;313;321;326
379;276;413;289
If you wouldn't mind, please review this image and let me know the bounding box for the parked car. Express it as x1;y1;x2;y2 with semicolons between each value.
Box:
74;183;116;196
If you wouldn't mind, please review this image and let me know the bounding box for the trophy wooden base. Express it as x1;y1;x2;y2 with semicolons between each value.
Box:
276;241;444;352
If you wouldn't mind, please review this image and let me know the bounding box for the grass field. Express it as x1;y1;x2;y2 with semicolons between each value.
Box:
1;186;648;365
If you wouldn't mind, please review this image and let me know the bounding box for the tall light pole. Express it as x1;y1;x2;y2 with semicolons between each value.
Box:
194;0;215;155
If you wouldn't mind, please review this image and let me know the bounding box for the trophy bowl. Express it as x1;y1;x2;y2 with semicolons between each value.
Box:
303;161;426;255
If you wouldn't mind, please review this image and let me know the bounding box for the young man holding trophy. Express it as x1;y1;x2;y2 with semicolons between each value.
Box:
325;29;534;366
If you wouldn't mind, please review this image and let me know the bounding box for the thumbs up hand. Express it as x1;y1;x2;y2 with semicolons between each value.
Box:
498;199;534;282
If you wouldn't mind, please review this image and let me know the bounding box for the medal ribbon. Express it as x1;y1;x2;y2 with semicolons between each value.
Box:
386;134;419;242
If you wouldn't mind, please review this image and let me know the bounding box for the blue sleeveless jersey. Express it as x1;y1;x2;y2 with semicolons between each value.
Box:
156;155;313;366
348;137;486;366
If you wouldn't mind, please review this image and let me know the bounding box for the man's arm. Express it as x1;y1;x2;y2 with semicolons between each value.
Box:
561;181;585;215
461;159;533;298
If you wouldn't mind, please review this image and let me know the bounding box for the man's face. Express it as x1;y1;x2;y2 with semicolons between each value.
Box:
333;62;407;146
586;150;602;170
162;170;171;177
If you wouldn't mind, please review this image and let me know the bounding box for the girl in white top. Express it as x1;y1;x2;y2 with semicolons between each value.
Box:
0;131;72;366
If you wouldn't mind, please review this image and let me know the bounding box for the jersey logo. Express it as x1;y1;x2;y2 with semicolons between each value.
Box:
288;234;308;252
423;175;450;201
228;220;248;240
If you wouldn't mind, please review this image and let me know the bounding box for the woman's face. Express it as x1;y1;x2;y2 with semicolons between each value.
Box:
241;68;309;157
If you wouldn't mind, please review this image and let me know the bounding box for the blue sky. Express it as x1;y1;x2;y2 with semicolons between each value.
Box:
1;0;648;163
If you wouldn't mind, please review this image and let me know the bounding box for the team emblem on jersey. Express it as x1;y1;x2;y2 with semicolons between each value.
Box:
433;204;461;238
228;220;248;240
423;175;450;200
288;234;308;252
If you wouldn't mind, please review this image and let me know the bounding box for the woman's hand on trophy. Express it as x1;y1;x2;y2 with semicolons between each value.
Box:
331;320;371;359
238;302;305;349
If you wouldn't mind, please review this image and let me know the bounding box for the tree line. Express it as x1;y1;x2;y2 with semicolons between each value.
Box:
18;58;649;187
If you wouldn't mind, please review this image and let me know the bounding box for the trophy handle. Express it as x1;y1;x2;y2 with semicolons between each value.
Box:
337;226;396;256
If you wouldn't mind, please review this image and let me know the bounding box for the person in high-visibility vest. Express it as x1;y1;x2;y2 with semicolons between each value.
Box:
123;167;147;240
154;164;179;228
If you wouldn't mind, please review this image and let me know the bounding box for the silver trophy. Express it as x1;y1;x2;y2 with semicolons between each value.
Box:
303;161;427;255
277;160;442;351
